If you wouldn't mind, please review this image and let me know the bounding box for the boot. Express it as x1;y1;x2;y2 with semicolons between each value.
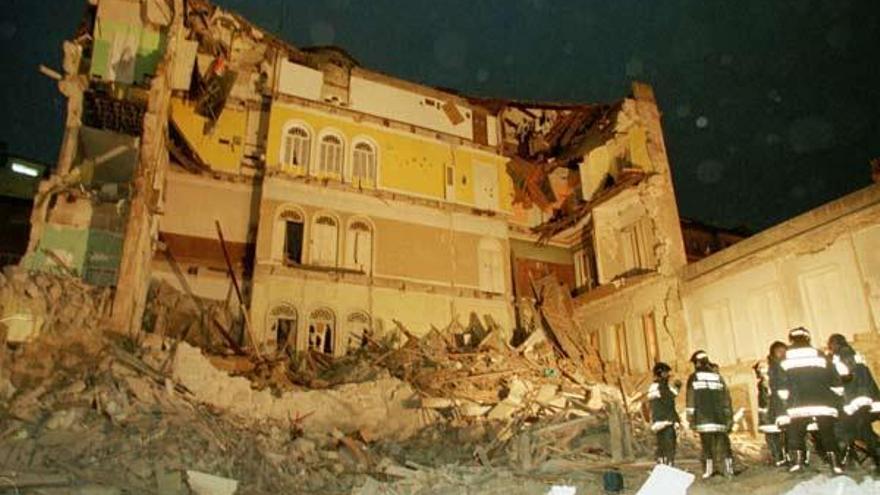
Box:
702;458;714;480
775;450;790;468
827;451;844;475
656;456;667;466
723;457;735;478
841;445;853;468
789;450;805;473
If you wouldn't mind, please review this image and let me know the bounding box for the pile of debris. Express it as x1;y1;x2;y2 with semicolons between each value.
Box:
0;270;426;493
0;269;762;494
143;279;240;354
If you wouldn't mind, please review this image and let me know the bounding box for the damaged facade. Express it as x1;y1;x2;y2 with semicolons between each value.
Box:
19;0;880;419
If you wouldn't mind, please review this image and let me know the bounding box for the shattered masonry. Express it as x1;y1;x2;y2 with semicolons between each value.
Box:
13;0;880;438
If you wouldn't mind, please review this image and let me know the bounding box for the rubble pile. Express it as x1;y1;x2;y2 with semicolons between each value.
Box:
143;280;239;353
0;266;111;347
0;271;760;494
0;279;364;493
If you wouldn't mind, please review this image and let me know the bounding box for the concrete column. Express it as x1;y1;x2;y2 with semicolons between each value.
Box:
111;0;182;336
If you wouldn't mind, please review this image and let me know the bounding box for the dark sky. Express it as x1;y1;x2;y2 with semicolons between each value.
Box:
1;0;878;231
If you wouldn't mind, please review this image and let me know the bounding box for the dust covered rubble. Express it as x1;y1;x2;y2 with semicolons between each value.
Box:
0;269;719;494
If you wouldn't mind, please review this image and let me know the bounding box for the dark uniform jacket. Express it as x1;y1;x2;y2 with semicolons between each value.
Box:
777;344;843;419
767;358;789;426
648;378;679;432
686;369;733;433
832;344;880;415
756;369;780;433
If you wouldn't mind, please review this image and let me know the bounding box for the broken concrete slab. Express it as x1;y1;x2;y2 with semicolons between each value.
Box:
172;342;426;439
186;470;238;495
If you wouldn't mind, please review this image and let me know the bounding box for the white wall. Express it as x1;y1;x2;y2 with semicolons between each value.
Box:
683;223;880;366
349;76;474;140
277;60;324;101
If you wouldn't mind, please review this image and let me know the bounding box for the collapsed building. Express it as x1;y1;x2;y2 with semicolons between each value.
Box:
12;0;880;440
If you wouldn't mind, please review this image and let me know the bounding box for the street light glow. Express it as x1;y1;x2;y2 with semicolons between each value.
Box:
11;162;40;177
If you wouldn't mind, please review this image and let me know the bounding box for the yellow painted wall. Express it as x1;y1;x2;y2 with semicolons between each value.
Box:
266;102;511;211
627;126;654;172
170;98;247;174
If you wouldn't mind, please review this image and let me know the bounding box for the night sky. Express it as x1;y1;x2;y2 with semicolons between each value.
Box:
1;0;878;232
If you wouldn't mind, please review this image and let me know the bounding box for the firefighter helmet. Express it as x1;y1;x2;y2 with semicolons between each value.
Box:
653;362;672;378
788;327;811;342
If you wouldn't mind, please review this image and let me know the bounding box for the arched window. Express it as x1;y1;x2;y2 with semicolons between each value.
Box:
346;311;372;354
310;214;338;266
478;238;505;294
308;307;335;354
275;207;305;264
318;134;344;177
345;219;373;273
283;126;311;170
351;141;377;185
269;303;298;352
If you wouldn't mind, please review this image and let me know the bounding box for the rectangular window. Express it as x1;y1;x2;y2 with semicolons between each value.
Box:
599;326;617;363
284;221;304;264
573;246;599;291
620;217;655;273
624;317;649;373
620;224;640;271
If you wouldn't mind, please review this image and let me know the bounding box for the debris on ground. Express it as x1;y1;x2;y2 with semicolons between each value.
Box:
0;269;841;494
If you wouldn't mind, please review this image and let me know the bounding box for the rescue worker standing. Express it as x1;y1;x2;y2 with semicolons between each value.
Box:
777;327;844;474
827;333;880;472
648;362;680;466
755;359;786;466
767;341;790;467
686;350;735;479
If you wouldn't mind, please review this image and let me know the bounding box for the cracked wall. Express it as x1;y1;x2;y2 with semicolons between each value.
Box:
570;84;690;377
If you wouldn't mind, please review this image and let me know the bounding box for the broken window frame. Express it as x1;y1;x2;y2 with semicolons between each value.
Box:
269;303;298;352
573;227;599;292
345;311;372;354
308;307;336;355
276;207;306;265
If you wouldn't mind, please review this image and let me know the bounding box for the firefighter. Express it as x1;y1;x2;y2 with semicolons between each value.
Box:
777;327;844;474
686;350;735;479
755;359;786;466
648;362;681;466
767;341;790;467
827;333;880;472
